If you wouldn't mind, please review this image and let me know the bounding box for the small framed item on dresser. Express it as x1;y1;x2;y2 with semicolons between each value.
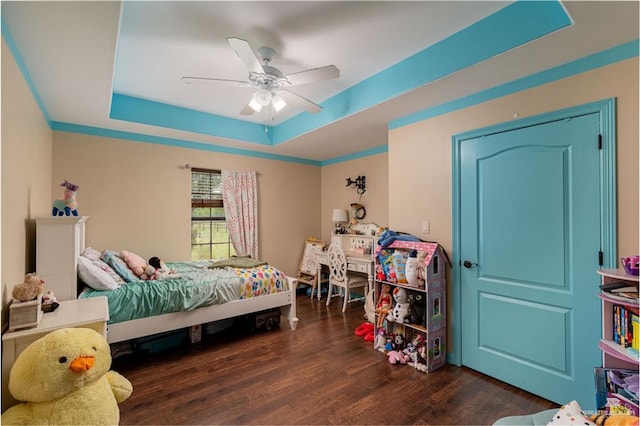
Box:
8;298;43;331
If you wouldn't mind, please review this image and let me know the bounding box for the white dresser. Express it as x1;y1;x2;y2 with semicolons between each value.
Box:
36;216;88;301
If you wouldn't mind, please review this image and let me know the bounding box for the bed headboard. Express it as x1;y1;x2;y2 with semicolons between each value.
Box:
35;216;88;301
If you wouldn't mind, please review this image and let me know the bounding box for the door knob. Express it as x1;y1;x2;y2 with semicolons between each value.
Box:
463;260;478;269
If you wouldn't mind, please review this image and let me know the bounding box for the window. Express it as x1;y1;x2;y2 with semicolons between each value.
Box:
191;168;236;260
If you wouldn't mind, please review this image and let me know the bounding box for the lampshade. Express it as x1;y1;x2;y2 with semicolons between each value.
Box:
271;94;286;112
332;209;348;222
248;90;287;113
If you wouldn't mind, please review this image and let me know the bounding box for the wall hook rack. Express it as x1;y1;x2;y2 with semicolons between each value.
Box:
346;175;366;194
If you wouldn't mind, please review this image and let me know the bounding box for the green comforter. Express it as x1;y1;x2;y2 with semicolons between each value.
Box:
80;262;241;324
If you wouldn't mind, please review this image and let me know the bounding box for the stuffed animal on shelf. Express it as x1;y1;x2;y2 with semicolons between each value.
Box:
387;350;409;365
416;251;428;286
403;341;418;365
1;327;133;425
374;328;387;352
11;273;45;302
412;335;428;372
51;179;79;216
386;287;410;324
405;292;426;327
405;250;421;287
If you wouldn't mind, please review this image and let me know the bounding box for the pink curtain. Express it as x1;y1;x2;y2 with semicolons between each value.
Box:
221;170;258;259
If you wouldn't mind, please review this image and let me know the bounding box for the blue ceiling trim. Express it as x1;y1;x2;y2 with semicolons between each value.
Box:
320;145;388;167
273;0;572;145
1;16;52;126
111;1;571;145
51;121;319;166
390;39;639;130
109;93;273;145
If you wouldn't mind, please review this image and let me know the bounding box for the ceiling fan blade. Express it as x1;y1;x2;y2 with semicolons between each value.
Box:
181;76;252;87
227;37;265;75
285;65;340;86
278;89;322;114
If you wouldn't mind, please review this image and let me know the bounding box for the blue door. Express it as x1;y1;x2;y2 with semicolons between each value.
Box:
460;113;602;408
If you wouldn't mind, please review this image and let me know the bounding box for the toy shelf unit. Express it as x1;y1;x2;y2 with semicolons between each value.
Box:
594;268;639;416
374;241;447;373
597;268;639;368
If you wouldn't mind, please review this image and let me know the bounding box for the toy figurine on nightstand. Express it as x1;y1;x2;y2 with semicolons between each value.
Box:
42;291;60;312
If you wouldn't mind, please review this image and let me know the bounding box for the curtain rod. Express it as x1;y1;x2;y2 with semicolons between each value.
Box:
184;164;260;175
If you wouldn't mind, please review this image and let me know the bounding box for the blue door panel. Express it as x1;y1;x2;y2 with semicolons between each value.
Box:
479;292;569;372
461;113;602;409
478;146;569;287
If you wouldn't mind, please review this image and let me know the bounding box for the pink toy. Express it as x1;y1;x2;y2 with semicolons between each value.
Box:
387;350;409;365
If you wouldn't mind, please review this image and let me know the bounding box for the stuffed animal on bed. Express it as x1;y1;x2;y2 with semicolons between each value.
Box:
121;250;156;280
1;327;132;425
148;256;180;280
11;273;45;302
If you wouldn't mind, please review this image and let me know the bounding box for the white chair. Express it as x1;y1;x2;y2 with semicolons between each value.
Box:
326;243;369;312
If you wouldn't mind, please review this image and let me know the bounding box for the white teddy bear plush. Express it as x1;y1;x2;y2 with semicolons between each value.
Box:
386;287;410;323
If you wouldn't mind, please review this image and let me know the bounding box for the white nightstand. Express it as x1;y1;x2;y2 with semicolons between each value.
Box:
2;296;109;411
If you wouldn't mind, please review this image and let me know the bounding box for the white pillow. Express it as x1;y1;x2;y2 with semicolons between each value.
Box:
77;256;120;291
547;400;595;426
81;247;103;261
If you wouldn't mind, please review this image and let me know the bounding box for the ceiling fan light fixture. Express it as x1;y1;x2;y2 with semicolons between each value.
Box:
248;96;263;112
271;94;286;112
254;89;271;107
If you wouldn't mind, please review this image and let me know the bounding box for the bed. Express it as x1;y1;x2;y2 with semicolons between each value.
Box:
76;257;298;343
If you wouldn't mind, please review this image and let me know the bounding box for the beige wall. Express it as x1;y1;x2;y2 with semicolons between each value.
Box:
389;58;639;352
1;39;53;327
389;57;639;258
320;153;389;243
51;132;321;277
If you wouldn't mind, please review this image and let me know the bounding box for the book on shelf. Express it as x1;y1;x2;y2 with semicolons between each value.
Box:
594;368;639;416
601;288;639;304
600;281;636;292
612;304;639;355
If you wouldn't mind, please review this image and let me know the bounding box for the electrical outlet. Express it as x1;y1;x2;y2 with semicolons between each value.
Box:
422;221;430;234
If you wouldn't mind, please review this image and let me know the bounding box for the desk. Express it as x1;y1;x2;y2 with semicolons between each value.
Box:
314;250;375;300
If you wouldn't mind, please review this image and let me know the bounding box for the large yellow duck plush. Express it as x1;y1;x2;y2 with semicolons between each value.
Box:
1;327;133;425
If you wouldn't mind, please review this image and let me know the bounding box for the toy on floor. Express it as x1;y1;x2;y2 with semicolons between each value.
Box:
1;327;133;425
354;322;374;341
52;179;79;216
12;273;45;302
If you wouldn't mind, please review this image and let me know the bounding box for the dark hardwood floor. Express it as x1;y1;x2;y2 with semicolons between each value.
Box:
113;291;557;425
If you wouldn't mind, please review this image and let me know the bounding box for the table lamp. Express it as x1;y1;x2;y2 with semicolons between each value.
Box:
332;209;348;234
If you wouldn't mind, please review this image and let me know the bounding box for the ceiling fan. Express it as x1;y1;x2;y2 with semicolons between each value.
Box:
181;37;340;116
